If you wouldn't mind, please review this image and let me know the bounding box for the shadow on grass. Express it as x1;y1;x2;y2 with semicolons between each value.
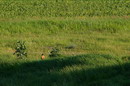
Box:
0;54;130;86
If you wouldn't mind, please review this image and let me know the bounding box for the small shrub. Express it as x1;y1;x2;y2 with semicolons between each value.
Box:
13;41;27;59
49;47;61;58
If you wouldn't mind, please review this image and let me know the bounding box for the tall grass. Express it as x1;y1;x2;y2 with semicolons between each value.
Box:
0;17;130;58
0;0;129;18
0;17;130;35
0;0;130;85
0;54;130;86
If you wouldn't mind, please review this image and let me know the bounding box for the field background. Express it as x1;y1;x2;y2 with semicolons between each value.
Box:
0;0;130;86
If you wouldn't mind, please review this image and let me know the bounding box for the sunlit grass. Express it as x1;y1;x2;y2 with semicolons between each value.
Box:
0;0;130;85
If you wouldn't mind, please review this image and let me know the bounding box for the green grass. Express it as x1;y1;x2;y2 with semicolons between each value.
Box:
1;17;130;58
0;0;130;85
0;54;130;86
0;0;130;19
1;17;130;34
1;17;130;86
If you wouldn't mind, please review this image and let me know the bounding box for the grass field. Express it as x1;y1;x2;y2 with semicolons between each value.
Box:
0;0;130;86
1;54;130;86
0;0;130;18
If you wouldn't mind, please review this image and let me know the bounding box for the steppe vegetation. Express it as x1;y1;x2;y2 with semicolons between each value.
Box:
0;0;130;86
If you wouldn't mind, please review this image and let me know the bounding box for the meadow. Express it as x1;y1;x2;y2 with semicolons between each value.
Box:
0;0;130;18
0;0;130;86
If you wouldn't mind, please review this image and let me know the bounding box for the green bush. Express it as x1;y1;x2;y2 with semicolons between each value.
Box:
13;41;27;59
49;47;61;58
